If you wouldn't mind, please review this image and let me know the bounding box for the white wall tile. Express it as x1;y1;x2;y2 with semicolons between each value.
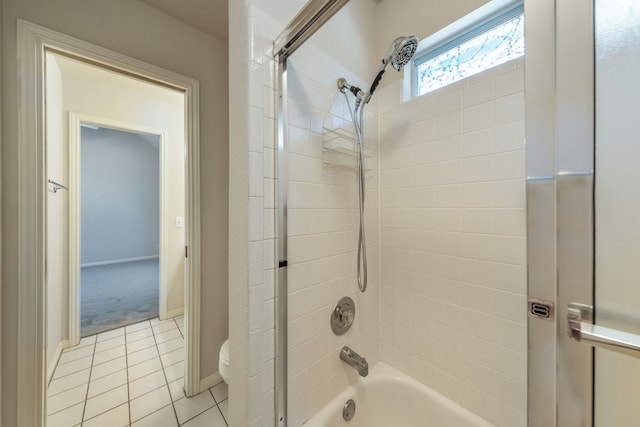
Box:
463;79;494;107
435;87;463;115
494;122;524;153
495;93;525;125
494;66;524;98
463;102;494;133
413;118;436;144
463;128;494;158
436;111;462;139
379;59;525;425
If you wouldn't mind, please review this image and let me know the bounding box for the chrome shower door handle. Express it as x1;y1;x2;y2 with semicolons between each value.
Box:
568;302;640;359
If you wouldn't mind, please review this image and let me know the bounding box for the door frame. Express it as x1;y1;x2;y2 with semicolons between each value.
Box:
525;0;595;426
17;19;202;426
67;113;172;346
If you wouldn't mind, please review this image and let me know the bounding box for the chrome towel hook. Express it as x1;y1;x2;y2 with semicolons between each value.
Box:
48;179;69;193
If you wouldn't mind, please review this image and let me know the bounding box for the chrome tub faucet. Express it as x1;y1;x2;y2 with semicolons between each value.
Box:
340;346;368;377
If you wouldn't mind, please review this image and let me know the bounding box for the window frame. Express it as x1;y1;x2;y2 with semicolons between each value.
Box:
408;0;524;99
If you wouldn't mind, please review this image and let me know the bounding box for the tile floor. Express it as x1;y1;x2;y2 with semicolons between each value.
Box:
47;316;228;426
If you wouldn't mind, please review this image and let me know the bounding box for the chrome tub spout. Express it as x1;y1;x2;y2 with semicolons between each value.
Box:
340;346;368;377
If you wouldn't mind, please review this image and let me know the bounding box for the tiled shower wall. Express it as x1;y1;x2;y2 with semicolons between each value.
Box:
227;5;279;426
377;59;527;427
284;41;380;427
234;3;527;426
237;6;380;426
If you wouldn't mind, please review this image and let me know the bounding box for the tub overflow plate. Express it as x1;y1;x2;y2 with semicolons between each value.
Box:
343;399;356;421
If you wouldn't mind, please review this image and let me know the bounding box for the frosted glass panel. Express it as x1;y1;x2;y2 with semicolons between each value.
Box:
594;0;640;425
416;13;524;95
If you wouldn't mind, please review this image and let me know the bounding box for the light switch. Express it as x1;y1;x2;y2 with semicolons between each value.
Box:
175;216;184;228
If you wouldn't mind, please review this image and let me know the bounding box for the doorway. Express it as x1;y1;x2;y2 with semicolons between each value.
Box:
17;20;203;426
79;126;162;337
45;48;188;346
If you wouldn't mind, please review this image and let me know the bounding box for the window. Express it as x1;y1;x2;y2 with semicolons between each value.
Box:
413;3;524;97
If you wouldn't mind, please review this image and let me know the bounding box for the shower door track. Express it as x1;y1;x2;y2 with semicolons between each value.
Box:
272;1;350;425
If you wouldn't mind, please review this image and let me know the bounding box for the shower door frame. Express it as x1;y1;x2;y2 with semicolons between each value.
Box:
272;0;350;425
526;0;595;425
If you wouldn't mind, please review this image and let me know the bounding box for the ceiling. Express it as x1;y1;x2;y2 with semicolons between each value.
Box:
139;0;386;42
140;0;228;41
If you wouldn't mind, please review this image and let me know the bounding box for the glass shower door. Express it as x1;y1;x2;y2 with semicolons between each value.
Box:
593;0;640;424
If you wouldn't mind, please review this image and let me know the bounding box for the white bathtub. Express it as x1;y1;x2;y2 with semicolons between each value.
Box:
303;362;495;427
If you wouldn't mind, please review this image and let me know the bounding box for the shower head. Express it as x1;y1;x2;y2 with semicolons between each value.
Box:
366;35;419;101
384;36;419;71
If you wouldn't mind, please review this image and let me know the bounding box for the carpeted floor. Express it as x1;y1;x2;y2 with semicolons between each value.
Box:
81;259;159;337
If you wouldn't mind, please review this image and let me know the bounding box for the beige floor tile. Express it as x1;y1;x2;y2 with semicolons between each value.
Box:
91;356;127;380
210;381;228;403
181;406;227;427
126;320;152;333
157;337;184;355
58;344;94;365
129;369;167;400
164;360;184;383
87;368;127;398
83;384;128;420
48;368;91;396
130;385;171;422
128;345;160;366
46;402;84;427
128;356;163;381
97;327;125;342
127;327;155;343
160;347;183;368
168;379;185;402
47;383;87;415
83;402;129;427
53;355;93;379
127;335;156;354
95;335;126;353
131;404;178;427
93;344;126;366
173;391;215;424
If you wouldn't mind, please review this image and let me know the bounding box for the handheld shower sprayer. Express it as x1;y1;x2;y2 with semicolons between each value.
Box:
337;35;418;105
367;35;419;101
336;35;419;294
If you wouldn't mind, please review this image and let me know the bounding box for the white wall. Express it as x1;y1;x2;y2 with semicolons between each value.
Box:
378;59;527;426
1;1;229;424
45;53;67;376
81;127;160;265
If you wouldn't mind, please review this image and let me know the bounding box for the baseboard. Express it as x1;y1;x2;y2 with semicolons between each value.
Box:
81;255;159;268
163;307;184;320
200;371;224;392
47;340;69;384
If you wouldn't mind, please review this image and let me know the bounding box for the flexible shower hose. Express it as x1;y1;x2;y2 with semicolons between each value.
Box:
343;92;368;293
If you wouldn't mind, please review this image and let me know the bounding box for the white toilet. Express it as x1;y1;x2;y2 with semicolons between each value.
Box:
219;339;230;384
